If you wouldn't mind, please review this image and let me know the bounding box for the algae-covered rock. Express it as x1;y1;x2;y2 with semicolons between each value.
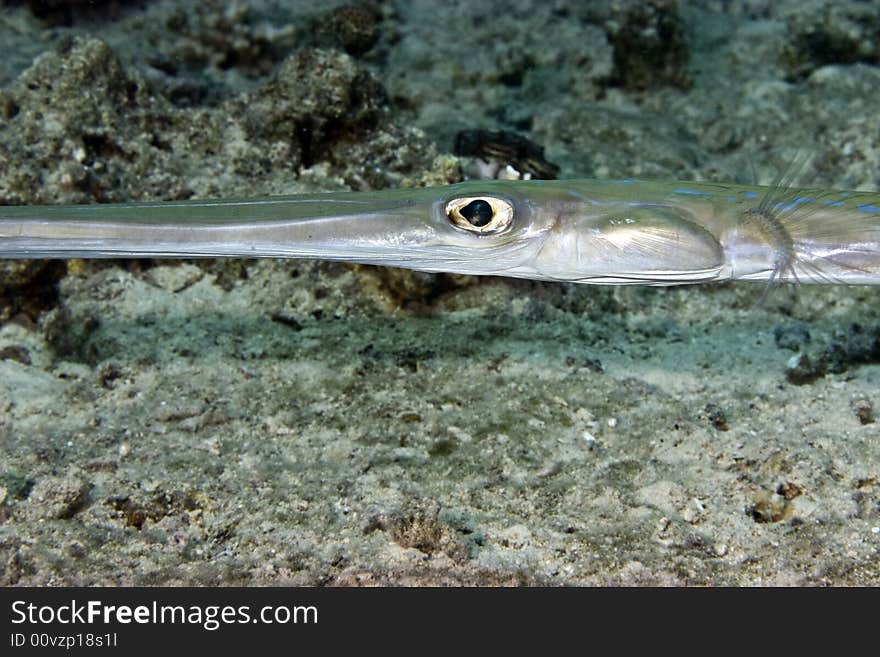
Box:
781;0;880;80
0;36;210;205
598;0;692;90
0;260;66;321
0;36;447;204
238;48;385;170
314;4;382;57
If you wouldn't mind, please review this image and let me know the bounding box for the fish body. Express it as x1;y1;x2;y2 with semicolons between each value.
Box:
1;178;879;285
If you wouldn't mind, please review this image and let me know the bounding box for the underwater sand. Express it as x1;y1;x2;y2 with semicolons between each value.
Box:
0;0;878;585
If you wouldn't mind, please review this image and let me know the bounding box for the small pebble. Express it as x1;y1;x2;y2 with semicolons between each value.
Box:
852;399;874;425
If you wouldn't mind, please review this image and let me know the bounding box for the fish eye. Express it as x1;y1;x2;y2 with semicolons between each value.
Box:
445;196;514;234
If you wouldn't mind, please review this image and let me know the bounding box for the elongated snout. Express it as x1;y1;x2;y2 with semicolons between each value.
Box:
0;183;557;279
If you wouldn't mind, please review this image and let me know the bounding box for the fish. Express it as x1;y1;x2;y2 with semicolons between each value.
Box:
1;178;879;286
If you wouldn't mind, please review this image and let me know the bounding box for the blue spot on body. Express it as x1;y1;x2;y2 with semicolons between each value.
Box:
774;197;817;212
674;188;713;196
726;195;736;202
824;200;845;207
743;191;759;198
857;204;880;214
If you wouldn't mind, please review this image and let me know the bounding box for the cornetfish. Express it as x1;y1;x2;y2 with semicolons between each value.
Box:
1;178;879;285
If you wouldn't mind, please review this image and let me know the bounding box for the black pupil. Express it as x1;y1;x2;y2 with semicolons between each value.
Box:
460;199;494;227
